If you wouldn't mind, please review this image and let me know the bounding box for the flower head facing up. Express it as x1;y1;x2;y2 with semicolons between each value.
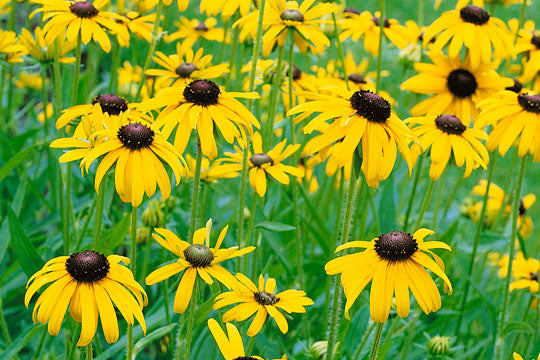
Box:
349;91;391;124
93;94;129;115
325;228;452;323
145;219;255;313
25;252;147;346
19;27;76;64
207;319;263;360
165;17;227;48
214;273;314;336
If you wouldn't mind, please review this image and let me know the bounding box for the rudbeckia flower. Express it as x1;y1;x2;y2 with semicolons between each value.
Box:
145;219;255;313
517;193;535;238
214;274;313;336
512;20;540;83
118;61;169;101
223;132;304;197
165;17;226;47
207;319;263;360
510;253;539;294
401;51;512;123
15;71;45;91
406;114;489;180
0;30;26;63
19;27;76;64
325;229;452;323
25;251;147;346
185;154;240;183
145;43;229;86
138;79;260;159
422;5;512;69
513;352;540;360
82;111;187;207
287;89;414;188
297;155;321;193
464;179;507;226
112;10;156;47
162;0;189;11
30;0;129;53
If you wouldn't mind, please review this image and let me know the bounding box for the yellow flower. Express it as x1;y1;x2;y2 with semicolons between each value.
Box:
139;79;260;159
15;71;45;91
165;17;227;47
118;61;168;101
19;27;76;64
146;43;229;87
37;103;54;124
513;352;540;360
185;154;240;183
25;251;147;346
207;319;263;360
0;30;26;63
510;252;539;294
113;10;156;47
200;0;252;18
325;229;452;323
488;252;509;278
223;132;304;197
406;114;489;180
512;20;540;83
465;179;507;226
297;155;321;193
162;0;189;11
30;0;129;53
517;193;535;238
145;219;255;313
214;273;313;336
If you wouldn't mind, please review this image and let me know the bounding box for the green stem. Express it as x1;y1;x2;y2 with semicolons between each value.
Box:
93;181;106;251
40;65;50;134
0;298;12;346
107;38;121;93
52;40;62;119
352;321;376;360
237;142;250;271
431;175;444;230
71;34;82;106
226;25;240;89
264;43;285;148
245;336;256;355
403;155;423;230
247;0;267;109
126;206;138;360
413;179;434;229
369;323;385;360
187;145;203;243
454;155;495;337
375;0;385;93
494;155;528;360
331;13;348;90
241;195;258;274
179;279;198;360
86;343;93;360
326;176;358;360
31;327;47;360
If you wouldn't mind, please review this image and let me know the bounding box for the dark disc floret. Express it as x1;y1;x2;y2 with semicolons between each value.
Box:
117;123;155;150
344;7;360;15
374;231;418;261
349;90;391;123
506;78;523;93
287;64;302;80
517;93;540;113
459;5;490;25
531;272;538;282
183;80;220;106
195;22;209;31
175;62;198;78
70;1;99;18
280;9;304;22
250;153;274;167
446;69;477;98
184;244;214;267
519;199;526;215
254;291;279;305
348;73;367;84
435;114;467;135
233;357;260;360
92;94;128;115
372;16;390;28
66;250;110;282
532;35;540;49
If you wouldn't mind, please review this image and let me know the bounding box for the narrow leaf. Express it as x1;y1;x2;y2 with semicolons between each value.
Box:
7;206;44;277
255;221;295;232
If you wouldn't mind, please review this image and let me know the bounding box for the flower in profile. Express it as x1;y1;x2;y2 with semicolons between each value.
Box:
223;132;304;197
512;20;540;83
15;71;45;91
325;229;452;322
139;79;260;159
207;319;263;360
517;194;536;238
261;0;337;56
463;179;507;226
185;154;240;183
428;336;451;356
214;273;313;336
146;43;229;86
25;251;147;346
113;10;156;47
510;253;539;296
422;5;512;69
0;30;26;63
81;110;186;206
477;90;540;160
339;11;411;56
287;89;414;188
401;51;512;123
488;252;509;278
145;219;255;313
200;0;252;18
165;17;226;47
406;114;489;180
19;27;76;64
30;0;129;53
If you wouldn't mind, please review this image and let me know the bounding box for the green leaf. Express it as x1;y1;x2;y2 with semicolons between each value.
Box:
0;145;36;183
131;324;177;360
103;212;131;254
7;206;44;278
0;324;45;358
255;221;295;232
502;321;533;337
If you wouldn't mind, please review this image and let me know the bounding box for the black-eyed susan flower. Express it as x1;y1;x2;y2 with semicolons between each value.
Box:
406;114;489;180
513;20;540;83
234;9;260;43
463;179;507;226
214;273;313;336
287;89;414;188
139;79;260;159
81;111;186;207
478;91;540;160
165;17;226;47
422;5;512;69
145;43;229;87
207;319;263;360
401;51;512;123
325;229;452;323
513;353;540;360
185;154;240;183
200;0;252;18
517;193;535;238
0;30;26;62
25;251;147;346
30;0;129;53
488;252;509;278
15;71;45;91
145;219;255;313
113;10;156;47
19;27;76;64
510;253;539;294
223;132;304;197
37;103;54;124
261;0;336;56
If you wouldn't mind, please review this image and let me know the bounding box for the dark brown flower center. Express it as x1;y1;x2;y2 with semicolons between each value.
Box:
435;114;467;135
287;64;302;80
506;78;523;93
344;7;360;15
447;69;477;98
250;153;273;167
93;94;128;115
175;62;198;78
195;22;208;31
531;272;538;282
532;35;540;49
519;199;526;215
117;123;155;150
184;244;214;267
233;357;259;360
280;9;304;22
348;73;367;84
517;93;540;113
69;1;99;18
183;80;220;106
349;90;391;123
372;16;390;27
459;5;490;25
254;291;279;305
374;231;418;261
66;250;110;282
